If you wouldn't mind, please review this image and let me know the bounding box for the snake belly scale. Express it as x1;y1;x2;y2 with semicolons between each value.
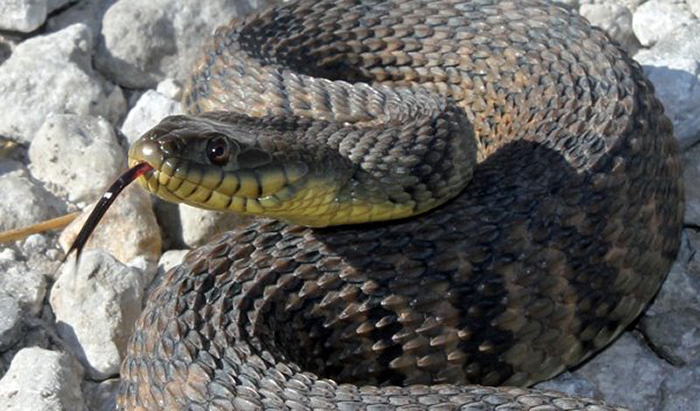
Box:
118;0;684;409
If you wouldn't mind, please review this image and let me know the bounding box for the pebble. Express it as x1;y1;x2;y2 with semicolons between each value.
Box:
0;297;22;351
0;0;48;33
0;347;85;411
0;23;126;144
580;2;640;54
179;203;254;248
635;23;700;149
29;114;127;205
58;184;162;266
94;0;275;88
0;259;47;317
120;89;183;145
0;168;66;232
49;251;149;380
632;0;696;47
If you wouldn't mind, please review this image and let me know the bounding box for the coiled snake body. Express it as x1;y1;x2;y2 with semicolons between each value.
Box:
118;0;684;409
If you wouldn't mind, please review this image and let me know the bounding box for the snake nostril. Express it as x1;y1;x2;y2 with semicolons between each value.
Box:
159;136;184;155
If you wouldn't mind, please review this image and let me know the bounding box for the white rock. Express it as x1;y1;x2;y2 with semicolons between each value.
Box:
50;250;147;380
158;249;189;275
0;347;85;411
689;0;700;19
46;0;115;38
0;24;126;144
180;204;254;248
156;78;184;101
632;0;695;47
635;24;700;149
0;297;22;351
29;114;127;204
0;0;48;33
580;3;640;54
0;168;66;232
59;184;162;266
94;0;274;88
121;89;183;145
0;261;48;317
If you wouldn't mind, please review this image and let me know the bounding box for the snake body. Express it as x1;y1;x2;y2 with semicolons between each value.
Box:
119;0;684;409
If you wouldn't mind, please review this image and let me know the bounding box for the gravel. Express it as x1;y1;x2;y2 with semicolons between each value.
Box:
0;1;698;410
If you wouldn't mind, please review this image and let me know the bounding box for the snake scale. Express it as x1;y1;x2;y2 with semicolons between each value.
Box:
117;0;684;409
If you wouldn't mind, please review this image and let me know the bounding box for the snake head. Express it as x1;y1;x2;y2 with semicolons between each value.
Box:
128;113;359;226
128;113;318;218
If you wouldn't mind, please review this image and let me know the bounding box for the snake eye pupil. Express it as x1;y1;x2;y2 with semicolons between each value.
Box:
206;136;230;166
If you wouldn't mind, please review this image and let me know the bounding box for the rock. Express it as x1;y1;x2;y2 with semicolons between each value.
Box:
574;333;673;410
580;3;640;54
0;168;66;232
179;203;253;248
20;233;50;256
0;297;22;351
0;257;48;317
0;0;48;33
0;24;126;144
0;347;85;411
684;144;700;226
658;362;700;411
47;0;117;39
58;184;162;266
635;24;700;149
82;379;119;411
94;0;275;89
156;78;184;101
29;114;127;205
642;308;700;366
50;251;147;380
121;89;182;145
644;231;700;316
632;0;696;47
689;0;700;19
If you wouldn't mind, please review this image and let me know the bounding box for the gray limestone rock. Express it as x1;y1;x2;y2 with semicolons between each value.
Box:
0;24;126;144
0;168;66;232
635;24;700;149
50;251;148;380
29;114;127;205
0;297;22;351
120;89;183;145
94;0;275;88
632;0;696;47
58;184;162;267
0;347;85;411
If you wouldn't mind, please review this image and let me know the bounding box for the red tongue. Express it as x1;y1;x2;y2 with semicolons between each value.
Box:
63;162;153;262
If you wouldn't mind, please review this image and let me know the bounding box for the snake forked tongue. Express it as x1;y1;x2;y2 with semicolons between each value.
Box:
62;162;153;262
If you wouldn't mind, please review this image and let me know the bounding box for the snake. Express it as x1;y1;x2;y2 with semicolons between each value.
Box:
110;0;685;409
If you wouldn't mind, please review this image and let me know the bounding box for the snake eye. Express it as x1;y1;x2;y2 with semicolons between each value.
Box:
206;135;230;166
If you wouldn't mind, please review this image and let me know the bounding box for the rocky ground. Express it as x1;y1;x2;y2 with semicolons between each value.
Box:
0;0;698;410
